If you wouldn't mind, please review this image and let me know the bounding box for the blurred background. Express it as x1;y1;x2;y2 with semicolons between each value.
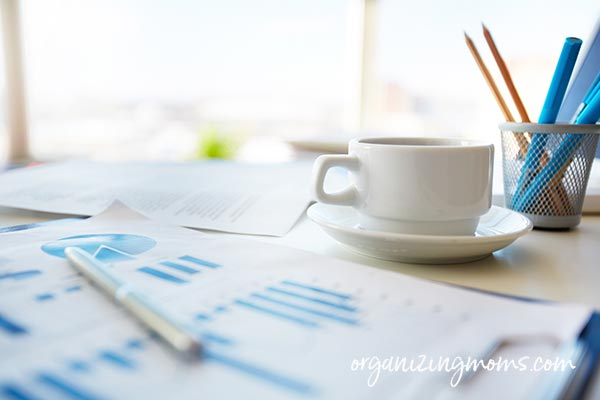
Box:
0;0;599;163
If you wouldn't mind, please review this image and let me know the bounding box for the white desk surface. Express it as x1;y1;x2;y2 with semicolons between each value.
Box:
1;205;599;308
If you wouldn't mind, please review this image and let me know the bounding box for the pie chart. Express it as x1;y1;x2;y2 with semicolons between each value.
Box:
41;234;157;263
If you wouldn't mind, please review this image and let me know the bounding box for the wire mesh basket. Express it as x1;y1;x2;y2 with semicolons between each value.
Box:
499;122;600;229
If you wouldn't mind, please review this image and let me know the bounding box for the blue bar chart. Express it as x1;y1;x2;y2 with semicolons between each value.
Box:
0;270;42;281
137;255;222;285
280;280;353;300
37;373;102;400
249;293;359;325
0;383;38;400
99;351;137;370
0;280;346;398
1;330;316;398
137;267;188;284
193;280;360;330
2;374;103;400
234;299;321;328
178;255;220;269
158;261;198;275
1;339;144;400
3;226;357;400
32;285;84;303
265;287;357;312
35;293;55;302
203;350;316;396
0;313;28;336
235;281;359;328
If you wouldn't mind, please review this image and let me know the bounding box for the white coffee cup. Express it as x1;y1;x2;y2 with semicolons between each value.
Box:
311;137;494;236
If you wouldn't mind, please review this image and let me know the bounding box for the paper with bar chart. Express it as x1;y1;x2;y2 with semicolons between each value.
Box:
0;202;592;399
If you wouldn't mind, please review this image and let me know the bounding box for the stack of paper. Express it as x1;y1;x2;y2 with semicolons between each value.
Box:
0;203;590;399
0;161;313;236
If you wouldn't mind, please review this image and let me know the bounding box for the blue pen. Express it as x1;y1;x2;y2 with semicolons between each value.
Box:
584;73;600;103
512;37;582;208
571;72;600;122
513;86;600;211
584;73;600;104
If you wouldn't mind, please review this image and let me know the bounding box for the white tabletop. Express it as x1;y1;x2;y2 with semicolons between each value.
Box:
2;205;599;308
249;212;600;306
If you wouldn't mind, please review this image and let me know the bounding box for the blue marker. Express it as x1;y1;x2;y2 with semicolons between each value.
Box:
513;84;600;211
538;38;583;124
583;72;600;105
571;72;600;121
512;37;582;209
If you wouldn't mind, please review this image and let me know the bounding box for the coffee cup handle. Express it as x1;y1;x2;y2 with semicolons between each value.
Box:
311;154;359;206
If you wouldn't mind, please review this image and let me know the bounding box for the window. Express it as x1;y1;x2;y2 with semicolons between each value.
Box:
19;0;350;160
1;1;599;162
370;0;599;137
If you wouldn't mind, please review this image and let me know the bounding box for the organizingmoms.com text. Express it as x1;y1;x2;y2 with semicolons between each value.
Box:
350;355;576;387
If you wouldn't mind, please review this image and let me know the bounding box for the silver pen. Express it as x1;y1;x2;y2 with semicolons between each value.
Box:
64;247;202;359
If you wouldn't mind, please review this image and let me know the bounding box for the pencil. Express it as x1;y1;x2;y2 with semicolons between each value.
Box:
464;32;530;156
464;32;514;121
482;24;572;213
482;23;531;123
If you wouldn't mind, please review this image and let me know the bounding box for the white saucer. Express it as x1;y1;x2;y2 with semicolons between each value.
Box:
306;203;533;264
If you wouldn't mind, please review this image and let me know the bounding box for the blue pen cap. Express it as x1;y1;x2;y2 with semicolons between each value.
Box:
539;37;582;123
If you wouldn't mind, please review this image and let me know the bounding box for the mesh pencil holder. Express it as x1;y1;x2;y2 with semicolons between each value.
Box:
499;122;600;229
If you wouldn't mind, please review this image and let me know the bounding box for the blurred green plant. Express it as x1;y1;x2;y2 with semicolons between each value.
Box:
195;126;241;159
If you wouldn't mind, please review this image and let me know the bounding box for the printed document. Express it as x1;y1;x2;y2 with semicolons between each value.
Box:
0;203;591;399
0;161;313;236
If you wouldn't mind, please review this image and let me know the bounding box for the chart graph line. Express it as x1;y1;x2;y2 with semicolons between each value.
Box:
0;383;38;400
0;313;28;335
178;255;221;269
35;293;55;302
204;350;317;396
250;293;359;325
281;280;352;300
0;270;42;281
200;332;235;346
195;313;212;321
37;373;103;400
125;339;145;350
234;300;320;328
159;261;200;275
266;287;357;312
137;267;188;284
65;286;82;293
135;254;221;284
99;351;137;370
68;360;92;374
